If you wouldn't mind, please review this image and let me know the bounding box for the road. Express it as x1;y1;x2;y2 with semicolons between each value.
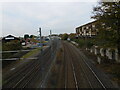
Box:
2;40;118;88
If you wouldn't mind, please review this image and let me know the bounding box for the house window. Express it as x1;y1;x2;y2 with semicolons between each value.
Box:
92;24;95;28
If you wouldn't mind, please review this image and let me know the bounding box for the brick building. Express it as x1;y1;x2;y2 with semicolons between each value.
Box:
76;21;98;38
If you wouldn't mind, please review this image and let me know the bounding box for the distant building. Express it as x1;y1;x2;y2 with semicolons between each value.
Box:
76;21;98;38
2;35;20;43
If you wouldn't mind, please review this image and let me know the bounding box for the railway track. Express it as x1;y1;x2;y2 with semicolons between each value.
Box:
63;42;79;89
63;41;111;89
3;47;52;88
3;40;115;88
38;38;61;88
3;39;60;88
71;46;105;88
17;49;50;88
71;42;116;88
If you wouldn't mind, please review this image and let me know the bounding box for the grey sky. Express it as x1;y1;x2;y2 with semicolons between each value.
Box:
1;1;98;37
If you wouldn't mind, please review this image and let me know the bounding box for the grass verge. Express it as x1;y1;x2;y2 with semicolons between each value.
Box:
21;47;41;59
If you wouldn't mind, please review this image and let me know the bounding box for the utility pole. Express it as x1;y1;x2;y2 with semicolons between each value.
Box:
50;30;52;44
85;30;87;50
50;30;52;47
38;27;44;81
50;30;53;57
39;27;43;52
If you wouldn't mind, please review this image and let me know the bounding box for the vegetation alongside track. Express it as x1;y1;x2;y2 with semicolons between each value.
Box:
82;48;120;87
21;47;41;59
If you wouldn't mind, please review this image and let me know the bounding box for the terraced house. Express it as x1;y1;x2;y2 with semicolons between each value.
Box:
76;21;98;38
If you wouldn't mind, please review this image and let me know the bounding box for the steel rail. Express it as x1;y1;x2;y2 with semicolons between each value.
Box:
1;50;31;53
81;56;106;89
3;60;36;87
63;44;68;89
38;39;60;88
70;42;106;89
26;48;52;88
69;44;93;88
78;59;93;88
1;58;38;61
71;60;79;90
63;46;67;89
3;47;51;88
3;48;49;82
15;41;58;88
12;48;51;88
63;42;79;89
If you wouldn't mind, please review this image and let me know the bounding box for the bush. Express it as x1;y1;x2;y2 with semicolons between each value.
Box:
2;40;22;59
61;33;68;40
2;40;22;51
73;38;94;48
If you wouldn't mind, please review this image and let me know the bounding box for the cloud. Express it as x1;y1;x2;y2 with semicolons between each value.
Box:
2;2;97;37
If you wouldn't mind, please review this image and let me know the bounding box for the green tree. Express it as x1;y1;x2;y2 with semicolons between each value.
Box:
24;34;29;40
2;40;22;51
61;33;69;40
69;33;76;40
30;35;37;38
91;1;120;56
30;35;34;38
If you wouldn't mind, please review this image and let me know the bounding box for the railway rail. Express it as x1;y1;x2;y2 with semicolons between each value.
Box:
3;39;60;88
2;40;116;88
3;47;51;88
70;42;115;88
63;42;78;89
63;41;115;89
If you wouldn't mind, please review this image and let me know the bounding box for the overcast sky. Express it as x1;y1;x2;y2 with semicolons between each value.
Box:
1;1;98;37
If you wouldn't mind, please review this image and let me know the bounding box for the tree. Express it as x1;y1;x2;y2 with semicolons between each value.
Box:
30;35;37;38
69;33;76;40
24;34;29;40
30;35;34;38
2;40;22;51
61;33;69;40
91;1;120;56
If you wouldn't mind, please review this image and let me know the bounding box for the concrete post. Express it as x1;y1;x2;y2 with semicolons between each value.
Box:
115;49;120;63
97;56;101;64
100;48;104;56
